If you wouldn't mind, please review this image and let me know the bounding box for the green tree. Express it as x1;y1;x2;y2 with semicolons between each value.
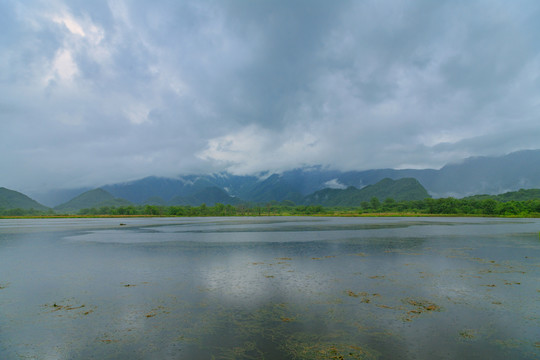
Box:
360;201;371;211
370;197;380;211
481;199;497;215
382;198;396;212
497;201;519;215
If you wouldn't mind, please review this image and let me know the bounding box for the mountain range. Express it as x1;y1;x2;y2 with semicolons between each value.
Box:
95;149;540;206
61;177;428;212
4;149;540;211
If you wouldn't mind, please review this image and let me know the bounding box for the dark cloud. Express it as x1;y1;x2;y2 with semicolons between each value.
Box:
1;0;539;193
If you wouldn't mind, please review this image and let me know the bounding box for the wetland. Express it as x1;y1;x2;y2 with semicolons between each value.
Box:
0;217;539;359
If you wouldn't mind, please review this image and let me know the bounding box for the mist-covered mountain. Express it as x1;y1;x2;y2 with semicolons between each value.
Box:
102;174;256;205
169;186;242;206
304;178;430;206
31;149;540;207
320;149;540;198
0;187;49;211
413;150;540;197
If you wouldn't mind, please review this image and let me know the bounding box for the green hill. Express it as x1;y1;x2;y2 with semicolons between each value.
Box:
304;178;430;206
0;187;49;211
170;186;242;206
143;196;168;206
54;188;133;213
464;188;540;202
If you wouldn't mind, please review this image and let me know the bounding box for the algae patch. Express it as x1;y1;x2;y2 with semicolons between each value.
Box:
459;329;478;341
44;301;96;317
401;298;442;321
282;336;379;360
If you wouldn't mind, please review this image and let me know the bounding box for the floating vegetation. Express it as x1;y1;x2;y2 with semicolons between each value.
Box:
50;303;85;311
282;336;379;360
145;305;169;319
345;291;380;305
471;257;500;265
347;290;363;298
405;299;440;311
352;252;367;257
459;329;478;341
0;283;8;290
43;301;95;317
217;341;263;360
401;298;441;321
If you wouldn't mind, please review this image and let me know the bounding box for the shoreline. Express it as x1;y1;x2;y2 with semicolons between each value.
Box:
2;213;539;219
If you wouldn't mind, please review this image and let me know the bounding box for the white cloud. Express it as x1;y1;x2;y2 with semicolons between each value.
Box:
124;104;150;125
323;179;347;190
50;48;78;82
198;125;321;175
52;13;85;37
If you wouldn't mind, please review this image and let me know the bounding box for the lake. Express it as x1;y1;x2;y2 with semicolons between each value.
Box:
0;217;539;359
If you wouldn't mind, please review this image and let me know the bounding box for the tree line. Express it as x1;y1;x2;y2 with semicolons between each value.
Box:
3;196;540;217
76;197;540;216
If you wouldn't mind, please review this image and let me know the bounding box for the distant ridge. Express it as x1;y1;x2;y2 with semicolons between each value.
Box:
0;187;49;211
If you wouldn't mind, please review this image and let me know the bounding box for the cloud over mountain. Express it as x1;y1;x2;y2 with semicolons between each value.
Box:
2;0;540;193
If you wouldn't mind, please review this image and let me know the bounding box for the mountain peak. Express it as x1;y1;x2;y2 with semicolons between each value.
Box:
54;188;131;213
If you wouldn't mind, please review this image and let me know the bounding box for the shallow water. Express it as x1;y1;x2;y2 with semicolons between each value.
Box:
0;217;539;359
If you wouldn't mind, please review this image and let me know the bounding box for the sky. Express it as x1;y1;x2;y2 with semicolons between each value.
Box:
2;0;540;193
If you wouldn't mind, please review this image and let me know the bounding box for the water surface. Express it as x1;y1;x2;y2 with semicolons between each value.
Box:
0;217;539;359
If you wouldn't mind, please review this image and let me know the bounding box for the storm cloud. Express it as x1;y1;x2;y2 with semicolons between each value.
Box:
2;0;540;193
